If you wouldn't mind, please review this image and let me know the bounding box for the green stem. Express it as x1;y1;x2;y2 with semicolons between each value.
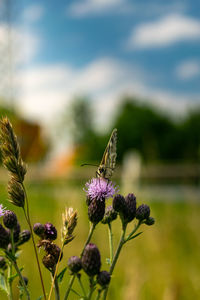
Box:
88;277;95;300
64;223;96;300
63;275;75;300
108;223;113;264
51;273;60;300
80;223;96;257
125;220;142;242
7;262;13;300
103;225;127;300
22;183;47;300
7;255;30;300
95;289;102;300
77;274;86;298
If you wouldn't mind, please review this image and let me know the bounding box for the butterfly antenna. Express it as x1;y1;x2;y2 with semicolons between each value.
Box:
81;163;99;167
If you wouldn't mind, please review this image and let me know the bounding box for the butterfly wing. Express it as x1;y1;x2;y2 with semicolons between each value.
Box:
97;128;117;179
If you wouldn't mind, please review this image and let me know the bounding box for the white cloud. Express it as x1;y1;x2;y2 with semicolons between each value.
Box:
22;4;44;22
68;0;129;17
0;23;39;65
127;14;200;49
175;59;200;80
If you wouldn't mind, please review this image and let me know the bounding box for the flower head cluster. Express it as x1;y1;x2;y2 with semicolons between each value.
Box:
84;178;118;201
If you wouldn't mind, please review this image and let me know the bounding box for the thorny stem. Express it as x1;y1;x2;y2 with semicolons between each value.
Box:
64;223;96;300
22;183;47;300
95;289;102;300
108;223;113;264
125;220;142;242
48;243;64;300
103;224;127;300
63;275;75;300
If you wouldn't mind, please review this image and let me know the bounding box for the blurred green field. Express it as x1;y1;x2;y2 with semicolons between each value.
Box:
0;179;200;300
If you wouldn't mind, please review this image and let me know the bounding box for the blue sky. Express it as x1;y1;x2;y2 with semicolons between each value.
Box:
1;0;200;136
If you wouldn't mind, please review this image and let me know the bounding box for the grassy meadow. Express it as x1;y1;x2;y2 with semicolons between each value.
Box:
0;178;200;300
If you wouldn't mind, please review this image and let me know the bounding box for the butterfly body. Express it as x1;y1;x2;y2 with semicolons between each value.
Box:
96;128;117;180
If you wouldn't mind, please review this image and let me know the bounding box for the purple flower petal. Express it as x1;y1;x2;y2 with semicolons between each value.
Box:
84;178;119;201
0;205;6;217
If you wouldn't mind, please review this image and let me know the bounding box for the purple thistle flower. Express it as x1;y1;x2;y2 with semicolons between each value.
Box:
84;178;118;201
0;205;6;217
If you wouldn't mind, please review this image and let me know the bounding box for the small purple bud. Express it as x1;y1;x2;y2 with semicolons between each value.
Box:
82;243;101;277
3;210;17;229
33;223;45;237
42;254;56;269
102;205;117;224
88;199;105;224
97;271;111;287
112;194;126;213
136;204;150;221
0;224;10;249
124;193;136;223
18;230;31;245
144;217;155;226
44;223;57;240
68;256;82;273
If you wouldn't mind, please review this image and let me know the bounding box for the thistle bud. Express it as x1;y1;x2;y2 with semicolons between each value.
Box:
112;194;126;213
13;222;21;243
102;205;117;224
44;223;57;240
144;217;155;226
3;210;17;229
0;257;7;270
124;193;136;223
68;256;82;274
136;204;150;221
33;223;45;237
0;224;10;249
42;254;56;269
18;230;31;246
88;199;105;224
97;271;111;287
82;243;101;277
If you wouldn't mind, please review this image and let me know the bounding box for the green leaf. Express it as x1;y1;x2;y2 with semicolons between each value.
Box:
57;267;67;284
127;232;143;241
0;273;8;294
8;267;24;283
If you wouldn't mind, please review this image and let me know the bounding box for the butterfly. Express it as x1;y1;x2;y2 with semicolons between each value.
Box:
96;128;117;180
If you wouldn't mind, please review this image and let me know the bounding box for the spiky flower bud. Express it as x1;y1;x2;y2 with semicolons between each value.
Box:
82;243;101;277
8;178;25;207
88;199;105;224
112;194;126;213
33;223;45;237
0;224;10;249
44;223;57;240
102;205;117;224
144;217;155;226
42;254;57;269
62;207;77;245
3;210;17;229
124;193;136;223
18;230;31;246
136;204;150;221
68;256;82;274
0;257;7;270
97;271;111;287
12;222;21;243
